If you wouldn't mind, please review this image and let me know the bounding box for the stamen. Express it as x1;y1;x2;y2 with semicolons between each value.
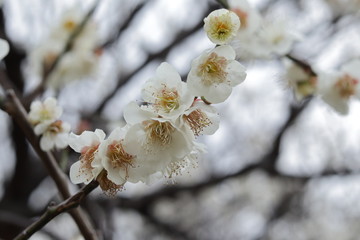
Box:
143;120;175;147
155;86;180;113
197;53;228;86
97;170;123;197
48;120;63;134
209;13;234;41
107;140;135;179
184;109;212;136
63;20;76;31
334;74;358;99
80;144;99;173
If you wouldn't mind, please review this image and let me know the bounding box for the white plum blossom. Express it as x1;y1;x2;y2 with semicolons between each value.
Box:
180;99;220;137
227;0;266;59
123;102;194;170
34;120;70;151
69;129;106;185
97;127;155;185
0;38;9;60
187;45;247;103
257;19;301;56
28;97;62;125
228;0;262;35
141;62;193;119
204;9;240;45
284;59;317;100
318;59;360;114
28;97;70;151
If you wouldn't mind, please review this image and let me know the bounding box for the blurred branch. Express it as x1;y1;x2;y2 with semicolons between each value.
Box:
139;208;193;240
93;3;219;114
0;211;61;240
14;181;99;240
254;181;307;240
101;1;149;48
286;54;316;76
23;1;100;108
215;0;229;9
0;89;98;240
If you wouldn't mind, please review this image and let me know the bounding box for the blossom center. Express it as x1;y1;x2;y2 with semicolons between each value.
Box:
155;87;180;113
296;76;317;97
334;74;358;99
80;144;99;172
48;120;63;134
197;52;228;86
63;20;77;31
209;14;235;42
107;140;134;170
143;120;175;146
184;109;212;136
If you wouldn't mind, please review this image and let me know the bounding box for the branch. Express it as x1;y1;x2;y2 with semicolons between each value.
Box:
101;1;149;48
215;0;229;9
14;181;99;240
286;54;316;77
0;90;98;240
139;208;193;240
23;1;100;108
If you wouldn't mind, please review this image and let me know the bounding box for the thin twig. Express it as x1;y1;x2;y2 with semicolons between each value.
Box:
101;1;149;48
14;181;99;240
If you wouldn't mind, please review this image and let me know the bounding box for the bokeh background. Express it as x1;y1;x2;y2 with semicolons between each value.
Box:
1;0;360;239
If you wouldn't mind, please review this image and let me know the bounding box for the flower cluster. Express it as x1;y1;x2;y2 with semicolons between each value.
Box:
207;0;301;59
28;97;70;151
285;58;360;115
67;9;247;194
28;8;100;89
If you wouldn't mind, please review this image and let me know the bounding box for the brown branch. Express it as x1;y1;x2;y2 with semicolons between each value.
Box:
14;181;99;240
23;1;100;108
0;90;98;240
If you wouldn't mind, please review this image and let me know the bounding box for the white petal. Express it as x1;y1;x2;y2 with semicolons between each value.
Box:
55;133;69;149
341;59;360;80
213;45;236;59
123;102;155;124
69;161;92;184
40;135;54;151
156;62;182;83
205;84;233;104
227;60;247;86
0;39;9;60
34;122;51;135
